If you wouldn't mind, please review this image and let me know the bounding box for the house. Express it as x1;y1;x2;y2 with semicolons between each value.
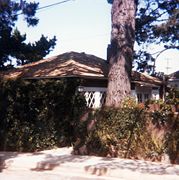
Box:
168;70;179;90
0;51;163;108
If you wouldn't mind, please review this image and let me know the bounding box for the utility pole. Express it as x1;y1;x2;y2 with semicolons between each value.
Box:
165;58;171;75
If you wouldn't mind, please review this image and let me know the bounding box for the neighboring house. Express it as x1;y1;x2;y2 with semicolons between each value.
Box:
0;51;163;108
168;70;179;90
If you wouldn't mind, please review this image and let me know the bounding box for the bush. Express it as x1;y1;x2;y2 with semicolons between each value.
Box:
74;97;178;163
0;78;86;152
165;114;179;164
74;98;149;158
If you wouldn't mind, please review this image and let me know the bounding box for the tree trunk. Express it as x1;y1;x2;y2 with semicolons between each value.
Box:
105;0;136;107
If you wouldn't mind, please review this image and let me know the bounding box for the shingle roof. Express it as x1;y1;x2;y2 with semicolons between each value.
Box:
168;70;179;80
0;51;108;79
0;51;162;85
131;71;162;85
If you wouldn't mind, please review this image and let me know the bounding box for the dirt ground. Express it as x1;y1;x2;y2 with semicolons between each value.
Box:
0;147;179;180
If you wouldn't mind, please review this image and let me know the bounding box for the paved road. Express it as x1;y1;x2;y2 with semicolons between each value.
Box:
0;147;179;180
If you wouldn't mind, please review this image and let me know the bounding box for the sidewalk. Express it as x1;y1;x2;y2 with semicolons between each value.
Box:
0;147;179;180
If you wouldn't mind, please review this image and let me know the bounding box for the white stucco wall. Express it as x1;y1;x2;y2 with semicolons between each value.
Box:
151;89;160;100
79;85;161;108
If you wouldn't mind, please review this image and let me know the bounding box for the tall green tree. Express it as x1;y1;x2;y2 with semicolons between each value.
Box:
135;0;179;73
106;0;179;107
0;0;56;70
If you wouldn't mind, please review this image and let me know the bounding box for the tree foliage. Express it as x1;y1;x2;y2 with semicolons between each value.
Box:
108;0;179;73
136;0;179;47
0;0;56;70
135;0;179;73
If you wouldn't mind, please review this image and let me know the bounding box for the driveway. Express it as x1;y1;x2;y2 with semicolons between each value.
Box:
0;147;179;180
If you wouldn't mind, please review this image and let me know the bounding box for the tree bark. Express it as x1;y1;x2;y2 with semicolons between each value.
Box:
105;0;136;107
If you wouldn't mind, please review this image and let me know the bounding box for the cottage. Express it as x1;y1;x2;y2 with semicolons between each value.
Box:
168;70;179;90
0;51;163;108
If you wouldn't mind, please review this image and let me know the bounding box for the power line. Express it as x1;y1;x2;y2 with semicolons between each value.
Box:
37;0;74;11
17;0;74;16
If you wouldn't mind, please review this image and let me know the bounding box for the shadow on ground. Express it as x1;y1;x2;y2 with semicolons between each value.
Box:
0;151;44;172
0;152;19;172
30;152;179;176
85;157;179;176
31;154;91;171
1;149;179;177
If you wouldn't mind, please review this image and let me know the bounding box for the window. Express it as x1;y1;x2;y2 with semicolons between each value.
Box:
144;94;149;101
131;83;135;90
81;87;107;108
100;92;106;105
137;93;142;103
137;93;150;103
84;91;95;108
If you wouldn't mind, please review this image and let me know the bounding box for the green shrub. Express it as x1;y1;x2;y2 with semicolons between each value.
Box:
0;78;86;152
165;87;179;105
75;98;150;158
74;97;178;163
165;114;179;164
149;101;174;126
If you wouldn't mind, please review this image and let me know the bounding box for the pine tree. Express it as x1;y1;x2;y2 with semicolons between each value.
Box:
105;0;136;107
135;0;179;73
0;0;56;70
106;0;179;107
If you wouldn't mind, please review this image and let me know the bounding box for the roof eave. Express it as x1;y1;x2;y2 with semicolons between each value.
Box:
22;75;108;80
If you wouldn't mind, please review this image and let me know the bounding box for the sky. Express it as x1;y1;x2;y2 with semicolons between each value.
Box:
16;0;179;75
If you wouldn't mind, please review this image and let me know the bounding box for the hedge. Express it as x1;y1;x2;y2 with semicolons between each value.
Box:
0;78;86;152
73;98;179;164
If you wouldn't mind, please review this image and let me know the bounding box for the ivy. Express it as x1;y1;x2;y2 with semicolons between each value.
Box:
0;78;86;152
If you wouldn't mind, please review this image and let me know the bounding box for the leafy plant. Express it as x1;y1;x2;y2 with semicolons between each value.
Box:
0;78;86;152
74;97;178;163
